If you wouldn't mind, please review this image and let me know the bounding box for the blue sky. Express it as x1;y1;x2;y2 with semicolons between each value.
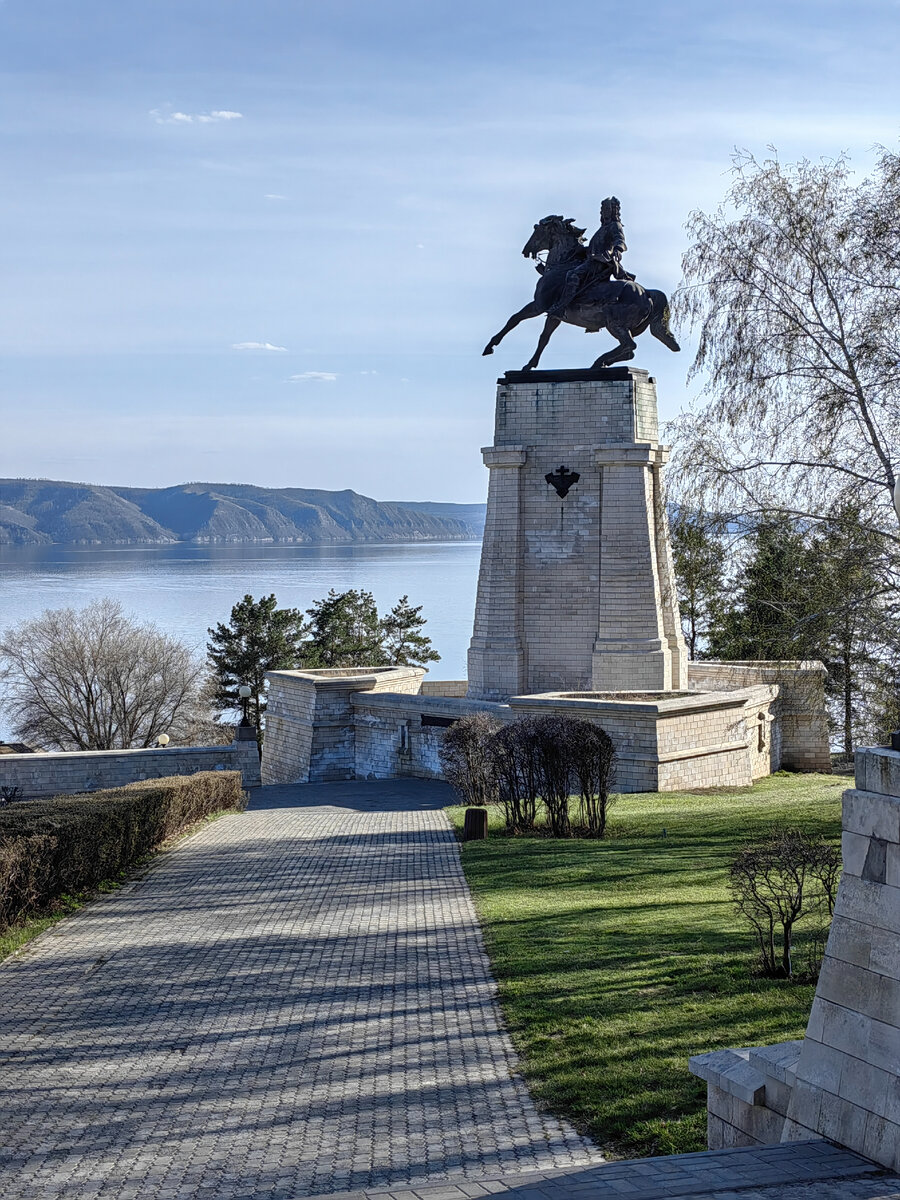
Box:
2;0;899;502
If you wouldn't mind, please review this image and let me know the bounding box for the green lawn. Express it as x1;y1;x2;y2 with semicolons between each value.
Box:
447;773;843;1159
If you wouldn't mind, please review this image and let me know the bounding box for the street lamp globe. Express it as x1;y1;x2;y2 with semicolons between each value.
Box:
157;733;170;748
238;684;253;727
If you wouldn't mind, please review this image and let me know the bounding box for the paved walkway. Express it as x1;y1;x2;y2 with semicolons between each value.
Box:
0;779;893;1200
0;780;599;1199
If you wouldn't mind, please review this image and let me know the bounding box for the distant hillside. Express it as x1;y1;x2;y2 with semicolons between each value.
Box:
0;480;486;546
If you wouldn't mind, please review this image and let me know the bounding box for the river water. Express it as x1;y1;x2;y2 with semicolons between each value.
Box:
0;541;482;739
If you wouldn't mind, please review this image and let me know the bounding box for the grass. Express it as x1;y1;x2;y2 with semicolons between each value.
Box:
446;772;843;1159
0;806;236;965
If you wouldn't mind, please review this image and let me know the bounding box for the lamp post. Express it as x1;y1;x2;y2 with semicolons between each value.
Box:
238;684;253;729
156;733;170;749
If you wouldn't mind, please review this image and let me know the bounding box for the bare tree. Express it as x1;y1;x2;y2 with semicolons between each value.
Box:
672;149;900;540
729;830;841;979
0;599;206;751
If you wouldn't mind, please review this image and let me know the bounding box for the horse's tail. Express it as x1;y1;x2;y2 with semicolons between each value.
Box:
646;290;680;352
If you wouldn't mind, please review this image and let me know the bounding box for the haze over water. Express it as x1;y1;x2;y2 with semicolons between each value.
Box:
0;541;481;740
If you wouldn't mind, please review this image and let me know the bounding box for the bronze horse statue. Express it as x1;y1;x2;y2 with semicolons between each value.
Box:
482;215;680;370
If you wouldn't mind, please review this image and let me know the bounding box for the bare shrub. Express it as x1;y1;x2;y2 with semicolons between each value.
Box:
438;713;502;807
531;716;573;837
0;599;207;751
729;830;842;979
486;714;616;837
489;718;541;834
567;720;616;837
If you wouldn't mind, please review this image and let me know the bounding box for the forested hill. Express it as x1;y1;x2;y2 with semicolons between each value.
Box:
0;480;486;546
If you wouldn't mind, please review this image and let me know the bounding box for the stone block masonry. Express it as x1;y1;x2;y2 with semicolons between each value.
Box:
690;746;900;1171
0;739;261;796
688;661;831;773
468;368;687;700
261;667;787;793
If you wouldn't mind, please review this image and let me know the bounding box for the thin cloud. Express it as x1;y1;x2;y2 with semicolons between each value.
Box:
265;194;287;200
232;342;288;352
288;372;338;383
151;108;243;125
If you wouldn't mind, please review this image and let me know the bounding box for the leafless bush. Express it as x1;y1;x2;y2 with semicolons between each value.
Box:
531;716;573;837
729;830;842;979
567;720;616;837
487;715;616;837
0;599;207;751
489;718;541;833
438;713;502;807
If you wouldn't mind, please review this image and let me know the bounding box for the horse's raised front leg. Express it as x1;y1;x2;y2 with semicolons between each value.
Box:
591;323;636;368
482;301;541;356
522;315;562;371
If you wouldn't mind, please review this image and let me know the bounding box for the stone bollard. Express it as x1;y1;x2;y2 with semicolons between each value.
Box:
462;807;488;841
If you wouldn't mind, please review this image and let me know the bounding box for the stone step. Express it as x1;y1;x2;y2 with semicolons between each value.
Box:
296;1141;887;1200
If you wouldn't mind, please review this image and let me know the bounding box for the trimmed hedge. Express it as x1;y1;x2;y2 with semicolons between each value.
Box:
0;771;246;931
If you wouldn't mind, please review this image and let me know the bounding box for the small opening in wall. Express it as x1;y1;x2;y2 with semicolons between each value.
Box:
757;713;766;753
399;722;410;755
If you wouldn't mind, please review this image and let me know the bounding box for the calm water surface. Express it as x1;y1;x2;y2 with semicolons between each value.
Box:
0;542;482;738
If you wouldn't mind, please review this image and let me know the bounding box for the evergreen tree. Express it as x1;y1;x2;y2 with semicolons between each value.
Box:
302;589;385;667
302;588;441;669
381;595;441;666
810;509;899;753
707;510;900;751
706;516;825;663
670;508;727;659
206;593;307;743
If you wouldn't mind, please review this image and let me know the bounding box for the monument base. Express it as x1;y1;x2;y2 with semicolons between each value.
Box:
467;367;688;701
259;662;831;793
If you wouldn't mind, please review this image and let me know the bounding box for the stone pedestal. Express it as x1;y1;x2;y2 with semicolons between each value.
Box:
467;367;687;701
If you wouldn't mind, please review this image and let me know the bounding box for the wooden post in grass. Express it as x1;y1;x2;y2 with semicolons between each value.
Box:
463;807;488;841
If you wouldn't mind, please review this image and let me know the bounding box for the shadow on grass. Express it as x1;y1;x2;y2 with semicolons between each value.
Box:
447;775;840;1158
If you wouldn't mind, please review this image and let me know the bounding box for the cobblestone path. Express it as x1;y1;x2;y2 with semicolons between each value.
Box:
0;781;599;1199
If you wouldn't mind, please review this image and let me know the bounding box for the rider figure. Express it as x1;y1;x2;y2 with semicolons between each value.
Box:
548;196;635;318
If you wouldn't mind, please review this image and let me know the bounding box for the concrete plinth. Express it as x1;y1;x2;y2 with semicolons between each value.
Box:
467;368;687;701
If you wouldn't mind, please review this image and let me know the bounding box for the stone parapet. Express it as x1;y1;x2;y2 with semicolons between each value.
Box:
261;666;425;785
508;684;777;792
688;661;831;773
0;740;261;795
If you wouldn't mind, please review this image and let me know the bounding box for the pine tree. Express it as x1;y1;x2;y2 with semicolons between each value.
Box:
302;589;385;667
206;594;307;743
381;595;441;666
706;517;825;663
670;508;727;659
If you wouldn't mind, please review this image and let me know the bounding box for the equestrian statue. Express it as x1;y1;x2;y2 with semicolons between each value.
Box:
482;198;680;371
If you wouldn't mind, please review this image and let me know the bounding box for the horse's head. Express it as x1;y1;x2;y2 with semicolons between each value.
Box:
522;215;586;259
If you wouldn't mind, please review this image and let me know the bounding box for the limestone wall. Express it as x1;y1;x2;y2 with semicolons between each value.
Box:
420;680;468;697
353;693;510;781
690;747;900;1173
468;369;688;700
509;685;777;793
261;666;426;785
0;741;261;796
688;661;830;773
260;665;789;794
